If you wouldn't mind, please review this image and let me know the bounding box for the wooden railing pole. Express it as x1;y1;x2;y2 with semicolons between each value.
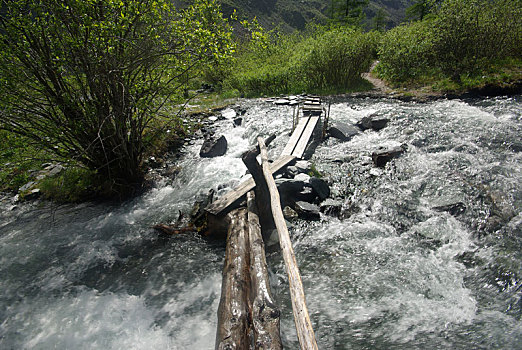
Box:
257;137;319;350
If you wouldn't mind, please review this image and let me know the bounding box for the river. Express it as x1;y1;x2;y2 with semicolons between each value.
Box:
1;96;521;349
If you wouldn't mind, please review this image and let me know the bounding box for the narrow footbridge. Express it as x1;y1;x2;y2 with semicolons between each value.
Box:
206;96;327;216
209;96;327;350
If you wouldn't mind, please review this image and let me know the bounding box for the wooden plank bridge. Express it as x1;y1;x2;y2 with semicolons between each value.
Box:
206;96;326;216
213;97;326;350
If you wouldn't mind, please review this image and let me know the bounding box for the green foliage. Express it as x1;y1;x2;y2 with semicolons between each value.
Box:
377;20;436;83
38;167;99;202
371;8;388;32
0;0;234;196
378;0;522;86
224;25;378;96
0;130;48;192
329;0;369;27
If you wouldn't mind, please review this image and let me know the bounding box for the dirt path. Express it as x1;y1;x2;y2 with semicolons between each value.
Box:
361;60;392;93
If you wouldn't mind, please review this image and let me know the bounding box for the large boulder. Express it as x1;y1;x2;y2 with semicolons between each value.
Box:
328;122;360;141
200;135;227;158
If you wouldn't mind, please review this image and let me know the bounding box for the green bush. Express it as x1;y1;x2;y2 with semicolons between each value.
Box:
298;28;376;89
224;25;378;95
378;0;522;85
377;20;435;83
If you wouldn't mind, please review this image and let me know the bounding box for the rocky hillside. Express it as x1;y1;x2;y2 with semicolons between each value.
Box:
218;0;416;31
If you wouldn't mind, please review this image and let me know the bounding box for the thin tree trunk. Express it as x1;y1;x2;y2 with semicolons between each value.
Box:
257;137;319;350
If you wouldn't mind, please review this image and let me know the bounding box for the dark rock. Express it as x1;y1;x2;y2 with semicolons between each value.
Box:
294;201;320;221
234;106;247;116
276;178;306;207
508;142;522;152
310;177;330;201
328;122;360;141
372;144;408;167
285;166;299;178
200;135;227;158
356;114;390;131
275;178;306;193
320;199;343;217
433;202;466;216
233;117;243;126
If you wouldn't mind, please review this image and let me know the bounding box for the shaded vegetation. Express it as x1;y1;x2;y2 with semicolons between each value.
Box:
0;0;235;197
377;0;522;89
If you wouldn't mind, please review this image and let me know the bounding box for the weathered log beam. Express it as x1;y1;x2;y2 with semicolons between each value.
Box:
257;137;318;350
247;191;282;350
215;208;251;350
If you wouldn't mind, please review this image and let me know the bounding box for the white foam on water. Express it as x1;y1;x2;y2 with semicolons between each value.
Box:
19;290;172;350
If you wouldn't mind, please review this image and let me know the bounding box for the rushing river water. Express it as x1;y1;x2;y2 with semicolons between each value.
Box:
1;96;521;349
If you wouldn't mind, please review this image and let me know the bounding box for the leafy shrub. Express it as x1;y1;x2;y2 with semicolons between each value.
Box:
225;25;377;95
377;20;435;83
298;27;376;89
378;0;522;84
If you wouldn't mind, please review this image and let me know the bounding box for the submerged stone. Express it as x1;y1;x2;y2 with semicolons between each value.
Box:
433;202;467;216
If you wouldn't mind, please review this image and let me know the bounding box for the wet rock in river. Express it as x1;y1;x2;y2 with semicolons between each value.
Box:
294;201;320;221
328;122;360;141
284;165;299;178
233;117;243;127
200;135;227;158
372;144;407;167
310;177;330;201
433;202;466;216
320;198;343;217
356;114;390;131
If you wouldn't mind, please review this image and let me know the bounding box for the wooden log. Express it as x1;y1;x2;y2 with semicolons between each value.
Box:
242;147;275;236
247;191;282;350
257;137;318;350
215;208;251;350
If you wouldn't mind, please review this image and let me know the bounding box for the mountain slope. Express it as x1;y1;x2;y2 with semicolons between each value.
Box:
219;0;416;31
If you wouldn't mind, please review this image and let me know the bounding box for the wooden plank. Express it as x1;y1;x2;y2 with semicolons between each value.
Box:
205;155;296;215
281;116;310;156
292;116;320;159
247;191;282;349
215;208;250;350
257;137;318;350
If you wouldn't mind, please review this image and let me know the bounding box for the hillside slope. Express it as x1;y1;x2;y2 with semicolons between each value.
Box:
219;0;416;31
